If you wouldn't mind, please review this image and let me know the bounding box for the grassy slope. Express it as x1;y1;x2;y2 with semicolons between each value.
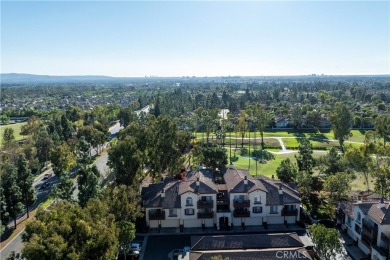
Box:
0;122;28;143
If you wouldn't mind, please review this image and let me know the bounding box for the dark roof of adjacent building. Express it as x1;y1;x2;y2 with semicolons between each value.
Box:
142;181;181;209
142;169;218;208
338;201;354;218
142;167;301;209
190;248;312;260
339;199;390;225
191;233;304;251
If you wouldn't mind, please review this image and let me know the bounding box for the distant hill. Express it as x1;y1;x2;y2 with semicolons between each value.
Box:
1;73;389;85
0;73;117;84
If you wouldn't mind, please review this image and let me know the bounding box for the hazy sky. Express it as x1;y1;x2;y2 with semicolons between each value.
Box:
1;1;389;77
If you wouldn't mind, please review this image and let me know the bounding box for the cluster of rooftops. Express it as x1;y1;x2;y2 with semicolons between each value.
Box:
142;165;301;209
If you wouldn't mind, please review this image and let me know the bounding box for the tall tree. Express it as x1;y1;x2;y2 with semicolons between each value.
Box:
375;114;390;147
108;138;143;186
34;127;53;164
2;128;15;146
118;221;136;260
345;145;374;191
235;110;248;148
200;145;228;172
276;158;298;182
53;173;75;202
103;185;143;222
329;102;353;153
251;104;271;150
309;224;342;260
78;165;101;207
295;140;315;175
2;164;23;229
148;116;185;178
60;114;74;141
22;200;119;260
323;172;351;204
50;143;76;176
0;186;10;235
16;154;36;218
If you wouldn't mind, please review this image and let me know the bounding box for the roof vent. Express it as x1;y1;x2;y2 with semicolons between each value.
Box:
278;185;283;195
161;189;165;198
244;176;248;185
196;177;200;187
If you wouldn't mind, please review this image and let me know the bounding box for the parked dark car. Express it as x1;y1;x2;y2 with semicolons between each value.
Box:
40;182;50;190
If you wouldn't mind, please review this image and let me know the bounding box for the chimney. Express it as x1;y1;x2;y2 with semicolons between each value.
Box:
161;189;165;198
244;176;248;185
196;177;200;187
271;175;275;181
378;198;385;209
229;164;234;169
278;185;283;195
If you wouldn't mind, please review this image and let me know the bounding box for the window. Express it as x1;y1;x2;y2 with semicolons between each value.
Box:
270;206;278;214
356;212;361;223
185;208;194;215
234;195;246;201
169;209;177;217
186;197;193;206
253;206;263;214
284;205;296;211
201;196;212;202
354;223;361;234
346;217;351;227
254;196;261;204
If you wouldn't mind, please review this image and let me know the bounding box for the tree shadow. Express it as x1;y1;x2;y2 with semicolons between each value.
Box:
309;133;330;143
358;129;366;135
293;132;307;145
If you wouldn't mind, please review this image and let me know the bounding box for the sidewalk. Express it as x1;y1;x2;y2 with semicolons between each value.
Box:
142;224;306;236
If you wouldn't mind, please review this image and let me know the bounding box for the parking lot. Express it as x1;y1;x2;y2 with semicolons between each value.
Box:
143;235;191;260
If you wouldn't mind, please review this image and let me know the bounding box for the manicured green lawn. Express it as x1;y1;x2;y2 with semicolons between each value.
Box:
321;130;366;143
350;173;375;191
195;129;366;143
0;122;28;144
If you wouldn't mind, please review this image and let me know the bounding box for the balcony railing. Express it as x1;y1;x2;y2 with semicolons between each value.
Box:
233;199;250;208
197;211;214;219
217;199;229;206
233;210;250;218
282;208;298;216
197;200;214;209
149;211;166;220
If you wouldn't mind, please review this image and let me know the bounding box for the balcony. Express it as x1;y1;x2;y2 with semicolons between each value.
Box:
197;200;214;209
149;211;166;220
361;220;378;246
282;208;298;216
233;210;250;218
233;199;250;208
197;211;214;219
